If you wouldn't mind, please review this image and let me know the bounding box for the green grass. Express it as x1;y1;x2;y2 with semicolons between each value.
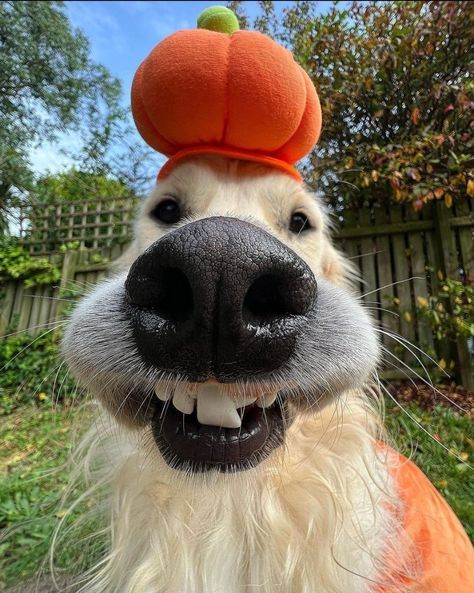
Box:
0;400;472;590
385;399;473;540
0;404;103;592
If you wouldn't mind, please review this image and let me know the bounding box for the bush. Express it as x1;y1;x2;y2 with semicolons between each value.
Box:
230;1;473;211
417;277;474;342
0;237;61;287
0;332;78;415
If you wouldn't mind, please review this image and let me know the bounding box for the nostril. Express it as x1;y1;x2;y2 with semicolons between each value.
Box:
243;274;298;324
155;268;194;322
128;267;194;323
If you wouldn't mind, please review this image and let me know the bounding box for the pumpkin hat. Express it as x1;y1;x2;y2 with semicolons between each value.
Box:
131;5;322;183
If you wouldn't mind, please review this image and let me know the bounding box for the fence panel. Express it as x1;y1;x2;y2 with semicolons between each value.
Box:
17;196;138;255
2;199;473;386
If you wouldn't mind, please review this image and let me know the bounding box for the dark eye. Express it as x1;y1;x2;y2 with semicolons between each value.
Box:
289;212;312;234
150;199;181;224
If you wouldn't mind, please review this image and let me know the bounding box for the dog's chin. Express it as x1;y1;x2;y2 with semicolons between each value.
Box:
151;394;286;473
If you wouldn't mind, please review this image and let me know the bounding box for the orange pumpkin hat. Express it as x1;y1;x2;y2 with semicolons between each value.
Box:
131;6;322;183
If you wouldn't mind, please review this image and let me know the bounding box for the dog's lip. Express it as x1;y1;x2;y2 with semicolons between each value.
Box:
151;395;285;473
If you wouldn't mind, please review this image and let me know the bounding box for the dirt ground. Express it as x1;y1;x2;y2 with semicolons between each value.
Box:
386;381;474;418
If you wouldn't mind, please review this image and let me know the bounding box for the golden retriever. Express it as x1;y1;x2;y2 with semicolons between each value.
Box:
61;156;472;593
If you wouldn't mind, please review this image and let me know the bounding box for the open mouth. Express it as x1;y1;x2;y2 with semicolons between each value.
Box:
151;383;285;472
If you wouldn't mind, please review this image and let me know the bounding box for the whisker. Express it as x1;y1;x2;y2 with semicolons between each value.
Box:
0;326;59;372
376;373;472;469
0;319;67;339
379;345;467;414
361;276;425;298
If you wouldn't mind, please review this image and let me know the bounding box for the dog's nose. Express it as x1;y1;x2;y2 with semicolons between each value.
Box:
125;217;317;381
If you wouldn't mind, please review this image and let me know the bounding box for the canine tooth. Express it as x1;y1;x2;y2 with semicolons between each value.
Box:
257;391;278;408
155;385;172;402
172;385;195;414
235;395;257;409
196;384;241;428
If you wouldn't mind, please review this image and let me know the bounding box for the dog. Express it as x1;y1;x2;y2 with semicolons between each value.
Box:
61;156;473;593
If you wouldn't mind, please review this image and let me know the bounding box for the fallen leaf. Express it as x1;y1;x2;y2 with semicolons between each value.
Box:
411;107;421;125
444;193;453;207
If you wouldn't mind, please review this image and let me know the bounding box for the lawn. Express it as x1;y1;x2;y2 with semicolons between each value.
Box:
0;398;472;591
0;404;104;592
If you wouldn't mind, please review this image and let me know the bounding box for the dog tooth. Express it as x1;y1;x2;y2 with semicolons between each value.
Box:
172;385;195;414
196;384;241;428
235;395;257;409
256;391;278;408
155;385;172;402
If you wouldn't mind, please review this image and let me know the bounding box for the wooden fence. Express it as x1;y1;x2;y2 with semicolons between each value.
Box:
17;196;137;254
335;199;473;387
1;197;473;387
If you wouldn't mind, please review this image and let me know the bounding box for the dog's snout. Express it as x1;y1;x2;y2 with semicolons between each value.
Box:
125;217;317;380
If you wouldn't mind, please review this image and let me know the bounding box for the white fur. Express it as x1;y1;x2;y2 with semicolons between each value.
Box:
59;159;420;593
58;395;417;593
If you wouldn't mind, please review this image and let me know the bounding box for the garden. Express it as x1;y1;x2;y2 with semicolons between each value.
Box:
0;1;473;590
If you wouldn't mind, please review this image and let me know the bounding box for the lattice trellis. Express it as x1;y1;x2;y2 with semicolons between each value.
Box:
18;196;138;254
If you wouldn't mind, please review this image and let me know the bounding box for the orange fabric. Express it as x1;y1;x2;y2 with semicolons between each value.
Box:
157;146;303;182
131;29;321;182
376;448;474;593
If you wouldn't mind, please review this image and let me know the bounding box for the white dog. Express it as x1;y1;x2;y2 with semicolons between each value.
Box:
61;156;473;593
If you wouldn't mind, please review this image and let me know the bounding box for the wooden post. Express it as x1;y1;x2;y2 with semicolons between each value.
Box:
55;250;79;327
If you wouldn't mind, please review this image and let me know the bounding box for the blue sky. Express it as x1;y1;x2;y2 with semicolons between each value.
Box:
30;1;335;176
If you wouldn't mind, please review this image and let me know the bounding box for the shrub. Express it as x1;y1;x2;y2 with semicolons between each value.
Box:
0;332;78;415
230;1;473;211
0;237;61;287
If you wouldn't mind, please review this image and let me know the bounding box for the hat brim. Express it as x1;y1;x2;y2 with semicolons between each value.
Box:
157;145;303;183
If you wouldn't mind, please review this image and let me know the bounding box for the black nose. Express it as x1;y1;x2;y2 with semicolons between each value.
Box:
125;217;317;381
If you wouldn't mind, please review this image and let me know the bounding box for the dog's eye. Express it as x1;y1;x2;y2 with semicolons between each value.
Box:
289;212;312;234
150;199;181;224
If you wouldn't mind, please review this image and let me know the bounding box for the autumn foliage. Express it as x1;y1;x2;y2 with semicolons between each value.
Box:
229;1;473;210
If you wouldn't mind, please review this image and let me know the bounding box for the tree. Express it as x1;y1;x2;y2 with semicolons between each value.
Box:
32;169;135;205
0;1;153;233
228;1;474;211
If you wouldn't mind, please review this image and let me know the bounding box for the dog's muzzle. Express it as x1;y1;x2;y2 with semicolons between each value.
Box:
124;216;316;472
125;216;317;381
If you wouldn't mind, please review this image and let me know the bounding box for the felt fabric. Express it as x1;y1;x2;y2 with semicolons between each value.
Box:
197;6;240;34
157;145;304;182
376;449;474;593
131;28;321;181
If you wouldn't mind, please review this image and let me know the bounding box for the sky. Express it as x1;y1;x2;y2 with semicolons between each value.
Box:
30;1;335;176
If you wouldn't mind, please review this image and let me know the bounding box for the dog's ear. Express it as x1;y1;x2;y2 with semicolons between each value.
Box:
320;240;358;288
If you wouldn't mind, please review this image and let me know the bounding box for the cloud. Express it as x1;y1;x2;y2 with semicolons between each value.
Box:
67;1;127;59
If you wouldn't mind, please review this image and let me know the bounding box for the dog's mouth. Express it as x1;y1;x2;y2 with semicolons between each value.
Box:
151;382;285;472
